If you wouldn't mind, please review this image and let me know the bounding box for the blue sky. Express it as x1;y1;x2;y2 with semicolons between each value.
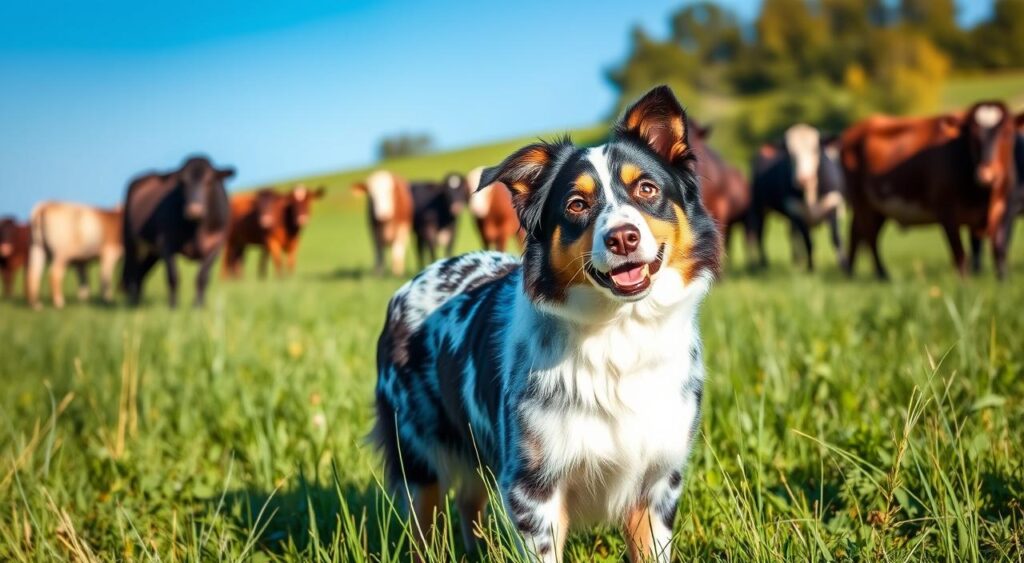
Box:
0;0;993;216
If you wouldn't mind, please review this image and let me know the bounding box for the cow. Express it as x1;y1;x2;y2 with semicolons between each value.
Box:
841;102;1017;279
223;184;325;278
410;173;467;268
25;203;123;309
690;122;750;258
746;124;846;271
122;156;234;307
465;166;524;252
352;170;414;276
0;217;31;299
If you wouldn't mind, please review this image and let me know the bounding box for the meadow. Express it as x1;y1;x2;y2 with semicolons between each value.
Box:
2;77;1024;561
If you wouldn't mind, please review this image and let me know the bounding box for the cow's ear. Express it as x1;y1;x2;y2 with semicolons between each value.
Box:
615;85;690;168
694;122;712;140
480;141;567;233
939;115;962;139
313;186;327;199
351;182;368;195
218;167;236;180
1015;112;1024;131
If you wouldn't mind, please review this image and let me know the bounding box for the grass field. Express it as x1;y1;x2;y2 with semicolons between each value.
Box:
2;74;1024;562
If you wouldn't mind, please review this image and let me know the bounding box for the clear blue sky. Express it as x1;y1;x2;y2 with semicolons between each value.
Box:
0;0;993;217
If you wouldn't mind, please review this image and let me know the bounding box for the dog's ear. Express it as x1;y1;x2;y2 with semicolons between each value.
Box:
615;85;691;169
481;140;569;234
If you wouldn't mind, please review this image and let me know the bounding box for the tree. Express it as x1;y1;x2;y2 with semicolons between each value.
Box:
899;0;969;66
607;28;701;115
671;2;743;65
971;0;1024;69
377;133;434;160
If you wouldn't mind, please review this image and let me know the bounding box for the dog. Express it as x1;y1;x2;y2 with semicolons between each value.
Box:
371;86;720;562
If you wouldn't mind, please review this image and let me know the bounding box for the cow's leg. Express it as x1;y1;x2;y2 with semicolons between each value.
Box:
99;248;118;303
444;225;457;258
865;215;889;281
285;240;298;275
267;239;284;278
494;237;506;253
161;247;180;308
722;221;733;267
940;222;967;277
391;226;409;276
829;210;847;271
745;206;767;269
969;233;984;274
74;262;91;301
258;248;269;279
194;247;220;308
49;256;67;309
991;225;1010;280
27;243;46;309
372;228;386;276
127;253;159;306
781;206;814;272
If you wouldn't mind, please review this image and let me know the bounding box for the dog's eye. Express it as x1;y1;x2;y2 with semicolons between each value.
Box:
635;180;660;199
566;197;590;214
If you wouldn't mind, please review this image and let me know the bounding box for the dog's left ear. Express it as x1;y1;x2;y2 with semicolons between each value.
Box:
615;85;690;169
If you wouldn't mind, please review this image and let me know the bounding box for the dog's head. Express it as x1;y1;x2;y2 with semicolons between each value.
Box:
481;86;720;318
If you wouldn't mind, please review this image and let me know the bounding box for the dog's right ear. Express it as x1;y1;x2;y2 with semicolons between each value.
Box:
480;140;569;233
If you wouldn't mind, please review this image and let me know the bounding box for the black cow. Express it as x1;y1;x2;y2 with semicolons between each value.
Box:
746;124;846;271
122;156;234;308
410;172;467;269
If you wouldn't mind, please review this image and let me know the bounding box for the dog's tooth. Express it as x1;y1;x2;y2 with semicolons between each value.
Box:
642;264;650;277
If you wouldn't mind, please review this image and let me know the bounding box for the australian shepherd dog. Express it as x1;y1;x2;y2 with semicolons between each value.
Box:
371;86;721;562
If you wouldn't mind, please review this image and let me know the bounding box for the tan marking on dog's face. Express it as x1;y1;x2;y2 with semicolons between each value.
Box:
642;203;697;282
620;163;642;185
549;224;595;291
574;173;595;195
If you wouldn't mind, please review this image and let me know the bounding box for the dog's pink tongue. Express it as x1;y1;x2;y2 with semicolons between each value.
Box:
611;264;646;287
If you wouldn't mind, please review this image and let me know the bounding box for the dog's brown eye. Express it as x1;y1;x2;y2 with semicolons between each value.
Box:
566;197;589;214
636;181;660;199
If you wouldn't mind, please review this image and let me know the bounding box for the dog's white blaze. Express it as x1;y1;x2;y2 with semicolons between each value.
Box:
366;170;396;221
975;105;1003;128
586;146;618;208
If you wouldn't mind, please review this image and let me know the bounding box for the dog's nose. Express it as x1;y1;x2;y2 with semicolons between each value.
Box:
605;225;641;256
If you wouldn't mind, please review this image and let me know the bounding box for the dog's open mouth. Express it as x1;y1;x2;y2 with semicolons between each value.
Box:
588;244;665;297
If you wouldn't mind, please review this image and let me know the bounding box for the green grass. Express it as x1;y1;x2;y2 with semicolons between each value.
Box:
2;72;1024;561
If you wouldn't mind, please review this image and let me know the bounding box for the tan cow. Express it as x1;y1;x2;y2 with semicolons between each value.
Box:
352;171;413;276
465;166;523;252
27;202;123;309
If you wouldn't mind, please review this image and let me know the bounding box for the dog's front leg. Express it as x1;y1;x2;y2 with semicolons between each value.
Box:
504;480;568;563
623;470;682;562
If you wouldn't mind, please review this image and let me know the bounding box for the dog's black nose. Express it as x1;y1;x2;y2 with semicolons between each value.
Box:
605;225;641;256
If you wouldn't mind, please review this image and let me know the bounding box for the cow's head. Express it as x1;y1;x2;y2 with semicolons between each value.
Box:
965;101;1014;189
784;124;823;200
180;156;235;221
255;189;279;229
0;217;16;258
442;173;468;215
286;184;325;229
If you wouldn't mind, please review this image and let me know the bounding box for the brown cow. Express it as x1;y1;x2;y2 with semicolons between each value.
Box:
465;166;524;252
352;171;413;275
123;156;234;307
0;217;31;299
690;123;750;257
223;184;325;278
841;102;1018;279
26;202;123;309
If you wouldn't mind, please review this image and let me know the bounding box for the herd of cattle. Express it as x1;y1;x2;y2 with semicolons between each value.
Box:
0;100;1022;309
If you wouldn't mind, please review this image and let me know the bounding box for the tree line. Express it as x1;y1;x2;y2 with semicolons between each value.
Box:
608;0;1024;146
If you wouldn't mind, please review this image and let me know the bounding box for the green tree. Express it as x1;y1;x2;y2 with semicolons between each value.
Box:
971;0;1024;69
900;0;969;66
607;28;701;115
670;2;743;65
